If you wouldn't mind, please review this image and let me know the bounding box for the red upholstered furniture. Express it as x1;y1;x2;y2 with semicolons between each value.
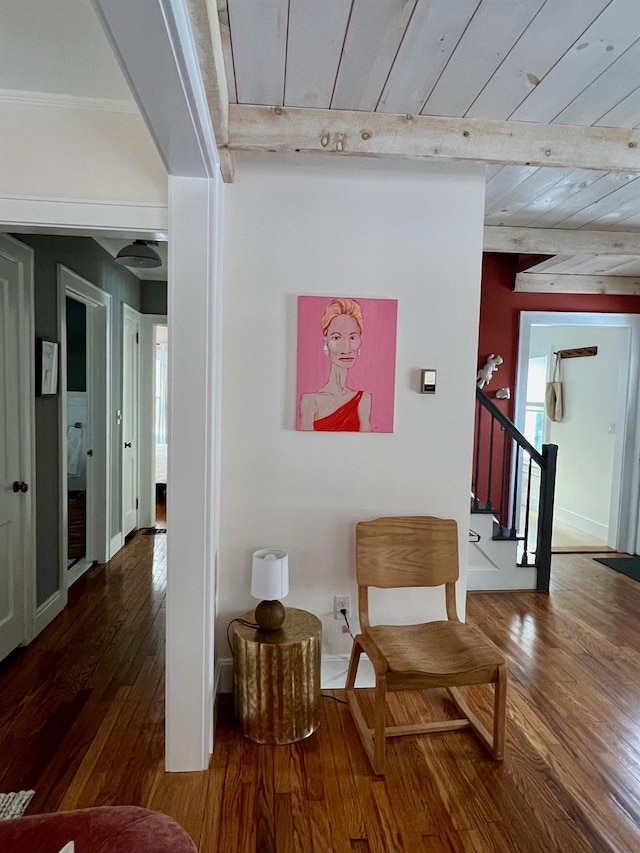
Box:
0;805;197;852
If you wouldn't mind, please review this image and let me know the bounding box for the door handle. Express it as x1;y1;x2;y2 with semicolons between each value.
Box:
87;449;93;457
12;481;28;493
124;442;132;448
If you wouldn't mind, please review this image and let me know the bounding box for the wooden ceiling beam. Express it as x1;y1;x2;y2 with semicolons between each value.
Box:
485;226;640;255
228;105;640;173
515;273;640;295
187;0;235;182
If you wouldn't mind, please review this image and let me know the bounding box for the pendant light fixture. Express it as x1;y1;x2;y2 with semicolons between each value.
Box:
115;240;162;269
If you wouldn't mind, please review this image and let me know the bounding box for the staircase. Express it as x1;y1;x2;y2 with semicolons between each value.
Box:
469;387;558;592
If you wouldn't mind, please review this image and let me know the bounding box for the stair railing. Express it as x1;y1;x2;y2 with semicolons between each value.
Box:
472;386;558;592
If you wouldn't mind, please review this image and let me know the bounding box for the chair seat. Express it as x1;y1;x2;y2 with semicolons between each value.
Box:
366;620;505;678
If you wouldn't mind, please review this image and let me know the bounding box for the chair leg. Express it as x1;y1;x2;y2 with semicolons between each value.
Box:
372;674;387;775
492;663;507;760
447;684;504;761
345;639;387;775
346;637;363;689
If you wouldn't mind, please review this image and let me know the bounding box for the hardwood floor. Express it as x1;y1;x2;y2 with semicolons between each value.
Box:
1;539;640;851
67;490;86;560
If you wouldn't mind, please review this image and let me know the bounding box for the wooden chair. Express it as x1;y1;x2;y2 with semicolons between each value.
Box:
345;516;507;775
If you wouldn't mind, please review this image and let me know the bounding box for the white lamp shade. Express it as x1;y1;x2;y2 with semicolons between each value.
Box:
251;549;289;600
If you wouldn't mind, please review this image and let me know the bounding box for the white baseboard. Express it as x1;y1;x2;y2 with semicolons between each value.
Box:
215;653;375;694
216;659;233;694
67;558;94;587
467;566;537;591
554;506;608;540
35;589;67;636
109;532;124;559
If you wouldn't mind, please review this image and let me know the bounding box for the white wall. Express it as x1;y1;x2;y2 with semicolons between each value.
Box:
220;153;485;666
530;324;627;538
0;101;166;205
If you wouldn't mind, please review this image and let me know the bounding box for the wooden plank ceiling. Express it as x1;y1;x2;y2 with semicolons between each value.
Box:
210;0;640;288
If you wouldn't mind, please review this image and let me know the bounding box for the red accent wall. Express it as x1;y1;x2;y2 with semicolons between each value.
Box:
478;253;640;421
475;254;640;522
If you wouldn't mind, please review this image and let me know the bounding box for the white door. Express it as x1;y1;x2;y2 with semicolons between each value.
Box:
0;238;34;662
122;307;140;537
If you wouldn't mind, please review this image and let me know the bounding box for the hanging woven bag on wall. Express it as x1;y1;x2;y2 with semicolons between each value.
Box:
545;353;563;422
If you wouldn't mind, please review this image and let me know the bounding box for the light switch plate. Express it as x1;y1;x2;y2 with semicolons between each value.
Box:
420;369;437;394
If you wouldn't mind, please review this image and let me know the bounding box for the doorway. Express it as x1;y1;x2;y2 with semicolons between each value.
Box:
154;324;168;525
137;315;168;530
516;312;640;555
59;266;111;585
65;296;92;574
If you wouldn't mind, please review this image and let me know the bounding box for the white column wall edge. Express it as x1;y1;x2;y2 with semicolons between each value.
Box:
166;175;220;771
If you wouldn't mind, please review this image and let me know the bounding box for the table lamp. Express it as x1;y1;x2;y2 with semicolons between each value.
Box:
251;549;289;631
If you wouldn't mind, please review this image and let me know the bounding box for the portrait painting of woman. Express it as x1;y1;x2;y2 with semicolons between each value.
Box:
296;295;397;433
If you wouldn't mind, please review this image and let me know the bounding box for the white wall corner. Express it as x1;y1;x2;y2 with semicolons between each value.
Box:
109;532;124;559
35;590;67;636
165;176;221;772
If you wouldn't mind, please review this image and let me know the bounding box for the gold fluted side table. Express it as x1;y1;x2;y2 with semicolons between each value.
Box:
232;608;322;744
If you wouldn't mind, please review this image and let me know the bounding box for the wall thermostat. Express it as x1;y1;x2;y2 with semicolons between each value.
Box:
420;369;437;394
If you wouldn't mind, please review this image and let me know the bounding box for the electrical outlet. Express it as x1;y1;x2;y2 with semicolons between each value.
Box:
333;594;351;620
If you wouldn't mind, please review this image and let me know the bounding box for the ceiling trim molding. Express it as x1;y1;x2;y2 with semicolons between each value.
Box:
227;104;640;173
515;273;640;295
0;88;137;114
0;195;167;237
485;226;640;255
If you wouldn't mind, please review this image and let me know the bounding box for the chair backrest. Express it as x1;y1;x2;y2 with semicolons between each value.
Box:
356;516;459;589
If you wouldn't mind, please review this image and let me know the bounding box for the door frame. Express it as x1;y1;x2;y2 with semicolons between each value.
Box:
139;314;168;529
516;311;640;554
0;233;37;645
121;304;142;538
58;265;112;587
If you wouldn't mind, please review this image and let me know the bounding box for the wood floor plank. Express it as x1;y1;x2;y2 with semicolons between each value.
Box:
57;686;132;810
322;695;368;840
254;743;277;853
145;766;210;848
308;799;334;853
297;722;324;801
198;742;227;851
3;539;640;851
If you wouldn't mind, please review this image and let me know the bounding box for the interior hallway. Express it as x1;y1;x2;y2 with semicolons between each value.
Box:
1;533;640;850
551;517;612;553
521;506;615;556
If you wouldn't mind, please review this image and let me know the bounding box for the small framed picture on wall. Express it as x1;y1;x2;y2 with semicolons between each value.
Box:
35;338;59;396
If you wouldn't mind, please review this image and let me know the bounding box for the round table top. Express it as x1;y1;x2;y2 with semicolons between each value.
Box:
234;607;321;645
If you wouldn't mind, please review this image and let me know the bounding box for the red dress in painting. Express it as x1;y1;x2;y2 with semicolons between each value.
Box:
313;390;363;432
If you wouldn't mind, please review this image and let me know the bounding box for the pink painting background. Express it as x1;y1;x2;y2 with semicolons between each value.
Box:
296;295;398;433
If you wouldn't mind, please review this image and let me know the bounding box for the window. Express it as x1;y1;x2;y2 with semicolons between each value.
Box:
524;356;547;453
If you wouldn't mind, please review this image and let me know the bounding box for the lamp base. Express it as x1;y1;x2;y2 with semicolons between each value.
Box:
255;599;285;631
